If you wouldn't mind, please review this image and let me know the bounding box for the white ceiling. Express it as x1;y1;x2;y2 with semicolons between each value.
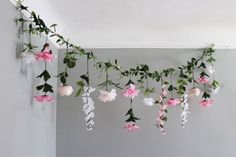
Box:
12;0;236;48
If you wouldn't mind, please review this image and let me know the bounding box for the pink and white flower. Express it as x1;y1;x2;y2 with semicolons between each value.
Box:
34;95;54;103
123;84;139;99
58;84;74;96
166;98;180;107
143;97;155;106
124;122;140;132
197;76;209;84
35;51;54;62
199;99;213;108
98;89;117;102
189;87;201;96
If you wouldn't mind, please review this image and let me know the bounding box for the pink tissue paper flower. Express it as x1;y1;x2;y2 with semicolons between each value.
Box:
124;122;140;132
35;51;54;62
34;95;54;103
189;87;201;96
197;76;209;84
166;98;180;107
199;99;213;108
123;84;140;99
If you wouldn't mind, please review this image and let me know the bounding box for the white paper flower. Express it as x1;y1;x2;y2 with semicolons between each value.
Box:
207;65;215;75
21;52;36;64
143;97;155;106
58;84;73;96
189;87;201;96
98;89;117;102
180;94;190;128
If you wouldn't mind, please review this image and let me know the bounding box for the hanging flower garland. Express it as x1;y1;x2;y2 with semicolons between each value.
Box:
15;1;220;133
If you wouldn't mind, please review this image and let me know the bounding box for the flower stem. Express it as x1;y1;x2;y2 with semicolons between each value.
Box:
105;69;108;91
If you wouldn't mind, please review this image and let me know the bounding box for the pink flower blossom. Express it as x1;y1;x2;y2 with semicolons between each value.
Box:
197;76;209;84
35;51;54;62
199;99;213;108
166;98;180;107
161;89;168;96
34;95;54;103
123;84;139;99
124;122;140;132
189;87;201;96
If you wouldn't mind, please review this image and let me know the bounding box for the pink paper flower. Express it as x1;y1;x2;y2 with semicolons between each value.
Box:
199;99;213;108
123;84;139;99
197;76;209;84
166;98;180;107
124;122;140;132
35;51;54;62
34;95;54;103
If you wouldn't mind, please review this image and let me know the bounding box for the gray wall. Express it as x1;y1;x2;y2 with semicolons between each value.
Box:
57;48;236;157
0;1;57;157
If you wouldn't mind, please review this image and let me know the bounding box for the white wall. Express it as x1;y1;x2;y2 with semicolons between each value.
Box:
0;1;57;157
57;48;236;157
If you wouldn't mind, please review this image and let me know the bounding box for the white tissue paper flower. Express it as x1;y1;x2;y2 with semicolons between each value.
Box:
98;89;117;102
82;86;96;131
207;65;215;75
143;97;155;106
21;52;36;64
58;84;73;96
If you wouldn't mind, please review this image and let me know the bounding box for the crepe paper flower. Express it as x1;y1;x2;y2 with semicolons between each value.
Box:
35;51;54;62
58;84;74;96
197;76;209;84
207;65;215;75
166;98;180;107
21;52;36;64
34;95;54;103
124;122;140;132
199;99;213;108
180;94;190;128
189;87;201;96
123;84;139;99
82;86;96;131
143;97;155;106
98;89;117;102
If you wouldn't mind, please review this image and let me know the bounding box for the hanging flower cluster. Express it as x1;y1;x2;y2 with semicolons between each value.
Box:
16;1;220;134
180;94;190;128
34;43;55;103
82;86;96;131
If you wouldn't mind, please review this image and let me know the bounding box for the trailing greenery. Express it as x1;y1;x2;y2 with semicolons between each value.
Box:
15;0;219;99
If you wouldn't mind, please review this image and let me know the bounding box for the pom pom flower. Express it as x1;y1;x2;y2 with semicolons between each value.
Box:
34;95;54;103
98;89;117;102
189;87;201;96
166;98;180;107
199;99;213;108
197;76;209;84
123;84;139;99
58;84;74;96
143;97;155;106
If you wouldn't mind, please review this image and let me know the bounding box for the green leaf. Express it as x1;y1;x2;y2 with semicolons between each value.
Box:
80;74;89;85
36;70;51;82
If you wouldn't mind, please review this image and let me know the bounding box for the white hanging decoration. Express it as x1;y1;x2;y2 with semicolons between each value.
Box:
180;94;190;128
82;86;96;131
143;97;155;106
21;52;36;64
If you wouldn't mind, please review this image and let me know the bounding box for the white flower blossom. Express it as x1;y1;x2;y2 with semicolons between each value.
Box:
143;97;155;106
98;89;117;102
58;84;73;96
207;65;215;75
21;52;36;64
